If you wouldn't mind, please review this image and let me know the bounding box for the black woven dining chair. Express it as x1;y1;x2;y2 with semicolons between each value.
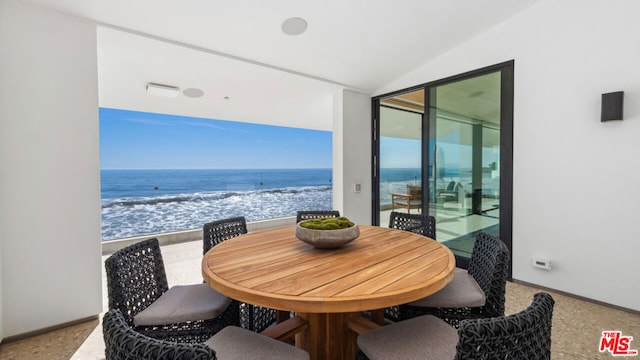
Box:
202;216;248;254
203;216;277;333
388;211;436;237
383;211;436;322
105;238;239;344
103;309;310;360
295;210;340;223
357;292;555;360
398;232;510;327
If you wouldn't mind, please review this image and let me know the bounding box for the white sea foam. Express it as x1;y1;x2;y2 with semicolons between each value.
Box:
101;186;332;240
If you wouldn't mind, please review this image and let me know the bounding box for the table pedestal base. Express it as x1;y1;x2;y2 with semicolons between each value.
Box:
295;312;359;360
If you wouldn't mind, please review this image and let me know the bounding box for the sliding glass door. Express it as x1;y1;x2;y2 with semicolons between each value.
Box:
373;62;513;267
377;90;424;227
427;71;502;259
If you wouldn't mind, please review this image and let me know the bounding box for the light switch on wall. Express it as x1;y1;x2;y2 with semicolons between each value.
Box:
354;184;361;193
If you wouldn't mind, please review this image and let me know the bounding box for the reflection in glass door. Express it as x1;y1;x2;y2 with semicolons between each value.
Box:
374;63;512;265
429;71;501;258
377;90;424;228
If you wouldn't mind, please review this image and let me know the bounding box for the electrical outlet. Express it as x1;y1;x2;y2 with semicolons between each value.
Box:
532;258;551;270
353;183;361;193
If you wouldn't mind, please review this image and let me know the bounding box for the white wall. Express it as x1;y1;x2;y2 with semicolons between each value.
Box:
0;228;3;339
333;90;372;225
0;0;103;338
376;0;640;311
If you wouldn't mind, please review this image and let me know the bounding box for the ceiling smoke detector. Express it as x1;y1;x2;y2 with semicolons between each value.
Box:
146;82;180;97
183;88;204;98
282;17;308;36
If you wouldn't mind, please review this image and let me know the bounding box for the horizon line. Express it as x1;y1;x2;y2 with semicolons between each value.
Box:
100;167;333;171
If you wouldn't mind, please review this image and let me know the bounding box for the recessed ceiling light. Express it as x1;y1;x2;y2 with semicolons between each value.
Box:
183;88;204;98
146;82;180;97
282;17;307;36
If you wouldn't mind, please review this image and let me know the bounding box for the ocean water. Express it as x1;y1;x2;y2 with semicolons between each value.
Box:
379;167;498;203
101;169;333;240
101;167;494;240
379;168;423;203
379;167;466;203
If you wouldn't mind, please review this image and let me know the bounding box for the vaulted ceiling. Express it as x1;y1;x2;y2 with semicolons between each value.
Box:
20;0;540;130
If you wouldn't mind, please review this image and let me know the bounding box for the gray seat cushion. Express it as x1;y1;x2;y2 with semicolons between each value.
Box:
134;283;232;326
407;268;485;308
358;315;458;360
206;326;310;360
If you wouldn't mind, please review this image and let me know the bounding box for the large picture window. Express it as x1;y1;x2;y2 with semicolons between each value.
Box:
100;108;333;241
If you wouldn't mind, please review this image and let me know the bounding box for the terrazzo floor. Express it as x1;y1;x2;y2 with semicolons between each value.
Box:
1;240;638;359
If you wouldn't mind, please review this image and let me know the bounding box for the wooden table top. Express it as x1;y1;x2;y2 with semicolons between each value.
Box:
202;225;455;313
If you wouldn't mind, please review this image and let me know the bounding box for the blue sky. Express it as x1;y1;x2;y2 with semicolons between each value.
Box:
380;137;422;168
99;108;332;169
380;135;498;170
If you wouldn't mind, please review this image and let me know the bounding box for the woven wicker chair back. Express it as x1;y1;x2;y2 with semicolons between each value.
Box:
357;293;554;360
467;232;510;318
295;210;341;223
388;211;436;238
106;238;239;343
202;216;277;333
103;309;216;360
105;238;169;324
455;292;554;360
202;216;248;255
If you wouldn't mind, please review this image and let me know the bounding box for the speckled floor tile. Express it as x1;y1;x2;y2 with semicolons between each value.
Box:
2;241;638;359
0;319;97;360
506;281;640;359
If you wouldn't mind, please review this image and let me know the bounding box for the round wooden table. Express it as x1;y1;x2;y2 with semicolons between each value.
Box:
202;225;455;360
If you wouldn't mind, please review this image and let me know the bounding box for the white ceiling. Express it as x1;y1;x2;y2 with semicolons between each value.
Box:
21;0;539;130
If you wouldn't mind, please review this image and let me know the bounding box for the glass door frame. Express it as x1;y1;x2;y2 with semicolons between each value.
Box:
371;60;513;275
